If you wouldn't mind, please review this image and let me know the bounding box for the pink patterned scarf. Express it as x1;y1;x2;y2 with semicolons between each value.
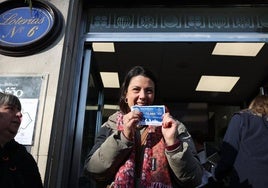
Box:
112;112;172;188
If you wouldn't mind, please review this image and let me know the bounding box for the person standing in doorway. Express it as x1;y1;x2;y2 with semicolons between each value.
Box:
83;66;202;188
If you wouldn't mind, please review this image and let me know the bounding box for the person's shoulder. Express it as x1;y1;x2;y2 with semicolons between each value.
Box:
5;140;34;162
103;111;120;130
230;109;249;120
234;109;259;119
6;139;26;151
229;109;259;129
177;121;189;134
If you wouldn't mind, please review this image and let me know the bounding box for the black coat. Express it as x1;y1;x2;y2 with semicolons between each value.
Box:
215;110;268;188
0;139;43;188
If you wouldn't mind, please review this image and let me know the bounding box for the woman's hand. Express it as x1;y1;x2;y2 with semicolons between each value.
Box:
162;112;180;146
122;110;142;140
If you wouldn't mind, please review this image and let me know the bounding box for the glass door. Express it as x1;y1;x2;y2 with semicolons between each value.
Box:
69;47;104;188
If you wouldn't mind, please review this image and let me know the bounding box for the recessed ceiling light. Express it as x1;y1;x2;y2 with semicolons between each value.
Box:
104;104;119;110
85;105;98;110
92;42;115;52
196;75;240;92
212;43;265;57
100;72;120;88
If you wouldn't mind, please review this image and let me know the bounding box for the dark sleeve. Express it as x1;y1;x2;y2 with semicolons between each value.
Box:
83;125;134;183
17;145;43;188
214;114;242;180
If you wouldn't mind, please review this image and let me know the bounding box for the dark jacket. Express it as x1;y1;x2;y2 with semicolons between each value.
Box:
215;110;268;188
0;139;43;188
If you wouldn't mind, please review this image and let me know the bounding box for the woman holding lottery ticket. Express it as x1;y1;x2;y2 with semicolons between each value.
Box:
83;66;203;188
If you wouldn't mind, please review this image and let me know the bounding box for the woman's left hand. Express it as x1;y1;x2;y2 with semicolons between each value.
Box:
162;112;179;146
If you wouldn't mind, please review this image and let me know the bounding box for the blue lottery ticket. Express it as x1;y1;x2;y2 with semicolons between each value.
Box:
131;105;165;126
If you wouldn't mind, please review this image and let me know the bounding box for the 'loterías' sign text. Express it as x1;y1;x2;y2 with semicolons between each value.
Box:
0;0;63;57
0;7;53;46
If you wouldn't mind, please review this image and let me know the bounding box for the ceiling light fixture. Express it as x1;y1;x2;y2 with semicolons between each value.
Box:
100;72;120;88
104;104;119;110
196;75;240;92
92;42;115;52
212;43;265;57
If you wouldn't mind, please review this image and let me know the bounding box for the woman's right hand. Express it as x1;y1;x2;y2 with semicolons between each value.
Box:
122;110;142;140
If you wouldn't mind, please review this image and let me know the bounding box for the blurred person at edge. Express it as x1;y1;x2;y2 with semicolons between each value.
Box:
0;92;43;188
83;66;203;188
214;95;268;188
190;130;214;188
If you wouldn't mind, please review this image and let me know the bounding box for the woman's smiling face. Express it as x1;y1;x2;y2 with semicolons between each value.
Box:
125;75;155;108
